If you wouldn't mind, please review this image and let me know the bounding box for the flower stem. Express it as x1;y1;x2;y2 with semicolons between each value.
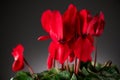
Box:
94;37;97;68
53;59;55;68
66;59;70;71
75;59;80;74
24;58;34;75
74;57;77;73
61;64;64;70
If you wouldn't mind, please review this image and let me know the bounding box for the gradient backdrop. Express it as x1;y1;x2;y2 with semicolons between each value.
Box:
1;0;120;79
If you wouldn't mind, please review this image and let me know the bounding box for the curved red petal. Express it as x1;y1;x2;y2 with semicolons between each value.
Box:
63;4;77;41
37;35;50;41
12;44;24;72
12;56;24;72
88;12;105;36
41;10;52;33
50;11;63;42
79;9;92;35
87;15;98;35
73;37;83;60
48;41;58;60
57;44;70;64
47;55;53;69
96;12;105;36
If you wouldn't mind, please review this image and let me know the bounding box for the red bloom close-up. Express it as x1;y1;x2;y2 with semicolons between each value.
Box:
12;44;24;72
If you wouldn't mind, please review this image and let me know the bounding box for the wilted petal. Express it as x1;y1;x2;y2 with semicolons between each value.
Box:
41;10;52;33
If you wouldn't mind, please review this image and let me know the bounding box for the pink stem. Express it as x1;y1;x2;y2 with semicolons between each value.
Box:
66;59;70;71
74;57;77;73
94;37;97;67
53;59;55;68
75;59;80;74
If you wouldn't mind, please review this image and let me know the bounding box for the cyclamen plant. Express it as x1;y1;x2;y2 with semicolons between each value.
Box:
11;4;120;80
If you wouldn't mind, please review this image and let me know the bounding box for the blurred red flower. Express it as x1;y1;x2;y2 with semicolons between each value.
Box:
11;44;24;72
88;12;105;36
79;9;105;36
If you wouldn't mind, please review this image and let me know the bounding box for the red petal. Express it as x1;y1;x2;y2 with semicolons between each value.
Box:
37;35;50;41
88;12;105;36
79;9;92;35
12;56;24;72
73;37;83;60
12;44;24;72
48;41;58;60
75;13;81;36
87;15;98;35
68;52;75;62
96;12;105;36
41;10;52;33
50;11;63;42
80;37;94;62
47;55;53;69
63;4;77;41
57;44;70;64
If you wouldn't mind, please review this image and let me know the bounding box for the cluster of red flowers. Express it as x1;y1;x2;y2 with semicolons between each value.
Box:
11;4;105;72
38;4;105;69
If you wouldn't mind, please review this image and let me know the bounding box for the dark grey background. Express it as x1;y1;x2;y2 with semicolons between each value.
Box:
1;0;120;79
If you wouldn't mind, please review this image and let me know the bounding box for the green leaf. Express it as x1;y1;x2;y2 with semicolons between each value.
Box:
48;68;60;74
11;62;120;80
71;73;77;80
58;70;71;80
76;75;83;80
16;71;31;76
37;70;49;78
84;74;100;80
82;67;89;76
13;75;33;80
12;71;33;80
40;75;51;80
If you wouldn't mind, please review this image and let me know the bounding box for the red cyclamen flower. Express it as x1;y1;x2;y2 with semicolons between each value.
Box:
88;12;105;36
39;4;78;66
12;44;24;72
40;4;78;42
